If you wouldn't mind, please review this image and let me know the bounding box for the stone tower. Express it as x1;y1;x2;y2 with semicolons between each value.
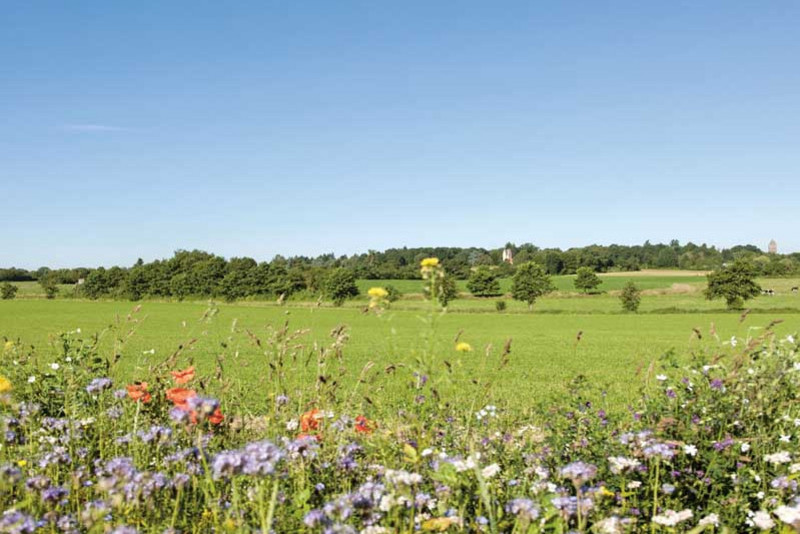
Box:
502;248;514;265
768;239;778;254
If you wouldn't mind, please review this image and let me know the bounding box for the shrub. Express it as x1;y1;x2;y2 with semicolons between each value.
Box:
0;282;18;300
574;267;602;293
466;267;502;297
495;300;507;312
384;284;401;303
325;268;359;306
619;280;641;312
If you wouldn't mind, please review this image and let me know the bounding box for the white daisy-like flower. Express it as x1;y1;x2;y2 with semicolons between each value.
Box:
780;434;791;443
683;444;698;457
481;463;501;479
698;513;719;527
50;363;60;371
28;375;36;383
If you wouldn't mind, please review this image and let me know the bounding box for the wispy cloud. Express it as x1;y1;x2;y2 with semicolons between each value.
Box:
61;123;133;133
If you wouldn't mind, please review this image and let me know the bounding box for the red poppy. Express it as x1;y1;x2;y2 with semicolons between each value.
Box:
126;382;151;403
166;387;197;408
171;366;196;385
355;415;375;434
207;407;224;425
300;409;323;432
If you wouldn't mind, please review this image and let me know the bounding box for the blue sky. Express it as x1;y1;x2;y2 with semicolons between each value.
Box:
2;1;799;268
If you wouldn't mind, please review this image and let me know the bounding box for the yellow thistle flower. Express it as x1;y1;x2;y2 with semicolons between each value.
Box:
367;287;388;298
0;375;12;394
420;257;440;268
455;342;472;353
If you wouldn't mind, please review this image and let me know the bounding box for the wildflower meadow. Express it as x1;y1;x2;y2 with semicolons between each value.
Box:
1;260;800;533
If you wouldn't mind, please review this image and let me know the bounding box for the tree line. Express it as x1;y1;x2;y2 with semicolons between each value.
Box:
1;241;798;302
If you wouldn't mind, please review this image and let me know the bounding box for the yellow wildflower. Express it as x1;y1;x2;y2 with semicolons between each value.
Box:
420;257;440;268
17;460;27;468
455;342;472;353
3;340;13;352
367;287;388;299
0;375;12;394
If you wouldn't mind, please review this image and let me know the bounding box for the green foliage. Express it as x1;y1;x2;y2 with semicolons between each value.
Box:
383;284;401;302
1;282;18;300
325;268;359;306
38;278;59;300
466;267;502;297
619;280;641;312
705;260;762;309
436;273;459;308
511;261;555;310
495;299;507;312
574;267;602;293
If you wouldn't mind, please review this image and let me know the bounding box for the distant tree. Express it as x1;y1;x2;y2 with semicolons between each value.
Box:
704;260;761;310
511;262;555;311
384;284;401;303
574;267;602;293
325;268;359;306
39;278;59;300
466;267;502;297
437;274;459;309
619;280;641;312
81;268;110;300
1;282;18;300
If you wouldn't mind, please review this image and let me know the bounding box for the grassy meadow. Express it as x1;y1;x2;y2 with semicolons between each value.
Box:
3;272;800;532
2;272;799;411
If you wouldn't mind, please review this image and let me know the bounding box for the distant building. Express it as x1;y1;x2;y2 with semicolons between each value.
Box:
769;239;778;254
502;248;514;265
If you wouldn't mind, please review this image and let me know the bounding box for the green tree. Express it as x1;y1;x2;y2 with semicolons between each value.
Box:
325;268;359;306
573;267;602;293
466;267;501;297
1;282;18;300
384;284;402;303
39;278;59;299
619;280;641;312
511;262;555;310
437;273;459;309
704;260;761;309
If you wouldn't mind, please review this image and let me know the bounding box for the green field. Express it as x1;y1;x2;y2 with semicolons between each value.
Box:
2;295;798;413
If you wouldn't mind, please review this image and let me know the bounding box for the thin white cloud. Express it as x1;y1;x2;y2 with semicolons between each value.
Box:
61;123;132;132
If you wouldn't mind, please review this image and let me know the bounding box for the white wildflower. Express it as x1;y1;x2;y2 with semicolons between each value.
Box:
730;336;738;347
50;363;60;371
698;513;719;527
652;509;693;527
595;516;624;534
656;374;667;381
608;456;641;474
627;481;642;489
741;443;751;452
27;376;36;383
781;434;792;443
750;510;775;530
683;444;698;457
285;419;298;431
774;504;800;526
764;451;792;465
481;463;501;479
